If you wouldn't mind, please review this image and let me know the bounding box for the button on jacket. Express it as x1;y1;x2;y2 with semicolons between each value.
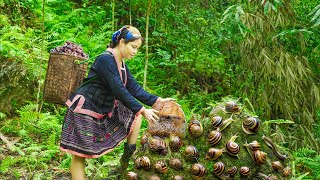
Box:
66;51;159;119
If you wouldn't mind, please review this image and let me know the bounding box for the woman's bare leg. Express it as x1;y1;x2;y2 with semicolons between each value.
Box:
127;115;142;144
70;155;85;180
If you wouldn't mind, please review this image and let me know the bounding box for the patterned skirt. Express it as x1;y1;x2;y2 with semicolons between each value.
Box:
60;101;136;158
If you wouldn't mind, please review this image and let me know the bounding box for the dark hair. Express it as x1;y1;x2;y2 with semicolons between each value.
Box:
108;26;144;48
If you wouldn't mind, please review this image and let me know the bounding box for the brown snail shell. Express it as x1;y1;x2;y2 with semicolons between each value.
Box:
191;163;206;179
172;175;184;180
226;135;240;157
211;116;223;128
188;120;203;138
135;156;151;170
257;172;279;180
154;160;168;174
148;175;161;180
184;145;199;161
127;171;138;180
169;135;183;152
283;166;291;177
244;140;261;151
225;101;240;113
227;166;237;176
169;158;183;170
208;130;222;146
253;150;267;165
240;166;250;176
213;162;225;176
148;137;167;155
272;161;283;171
242;117;260;134
205;148;225;160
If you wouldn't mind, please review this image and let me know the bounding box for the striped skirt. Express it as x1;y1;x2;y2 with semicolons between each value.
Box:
60;101;136;158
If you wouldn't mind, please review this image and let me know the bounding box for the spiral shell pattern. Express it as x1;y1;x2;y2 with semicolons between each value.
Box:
135;156;151;170
149;138;167;153
254;150;267;165
226;136;240;156
191;163;206;179
205;148;224;160
172;175;184;180
127;171;138;180
169;158;183;170
188;120;203;138
184;145;199;161
213;162;225;176
283;166;291;177
242;117;260;134
208;130;222;146
154;160;168;174
240;166;250;176
211;116;223;128
272;161;283;171
247;140;261;151
169;135;183;152
227;166;237;176
225;101;240;113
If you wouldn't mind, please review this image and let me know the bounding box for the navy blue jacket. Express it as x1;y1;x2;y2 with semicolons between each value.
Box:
66;51;158;118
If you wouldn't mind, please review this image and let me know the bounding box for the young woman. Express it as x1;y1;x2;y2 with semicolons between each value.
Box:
60;25;174;179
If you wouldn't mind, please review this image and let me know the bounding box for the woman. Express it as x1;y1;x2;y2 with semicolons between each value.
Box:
60;25;173;179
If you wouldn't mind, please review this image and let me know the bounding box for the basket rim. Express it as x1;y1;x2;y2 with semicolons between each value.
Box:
50;52;88;60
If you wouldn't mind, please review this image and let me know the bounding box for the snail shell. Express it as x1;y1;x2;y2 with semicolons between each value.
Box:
169;158;183;170
184;145;199;161
254;150;267;165
172;175;184;180
244;140;261;151
227;166;237;176
208;130;222;146
242;117;260;134
188;120;203;138
127;171;138;180
140;133;148;146
257;172;279;180
225;101;240;113
240;166;250;176
211;116;223;128
213;162;225;176
148;137;167;154
283;166;291;177
262;135;288;161
205;148;225;160
272;161;283;171
148;175;161;180
169;135;183;152
226;135;240;156
154;160;168;174
135;156;151;170
191;163;206;179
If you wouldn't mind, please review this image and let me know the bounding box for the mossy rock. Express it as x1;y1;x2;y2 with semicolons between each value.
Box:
123;99;292;180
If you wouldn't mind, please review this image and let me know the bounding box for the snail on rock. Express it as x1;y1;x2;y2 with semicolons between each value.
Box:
205;148;225;160
135;156;151;170
188;120;204;138
226;135;240;157
242;117;260;134
191;163;206;179
208;130;222;146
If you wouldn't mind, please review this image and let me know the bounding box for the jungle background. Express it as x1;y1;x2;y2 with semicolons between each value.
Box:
0;0;320;179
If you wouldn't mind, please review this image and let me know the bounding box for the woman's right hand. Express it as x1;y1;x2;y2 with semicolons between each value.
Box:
141;108;159;124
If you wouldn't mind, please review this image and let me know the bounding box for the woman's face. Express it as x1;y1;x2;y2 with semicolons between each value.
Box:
120;38;142;60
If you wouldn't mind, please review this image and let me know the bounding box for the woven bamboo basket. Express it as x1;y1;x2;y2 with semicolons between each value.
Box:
43;53;88;104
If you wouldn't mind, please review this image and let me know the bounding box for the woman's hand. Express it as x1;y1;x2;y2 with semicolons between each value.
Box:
141;108;159;124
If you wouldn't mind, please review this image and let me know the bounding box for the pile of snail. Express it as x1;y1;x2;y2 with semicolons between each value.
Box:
125;99;292;179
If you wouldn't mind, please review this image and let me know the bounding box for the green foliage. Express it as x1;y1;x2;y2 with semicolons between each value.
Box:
294;148;320;179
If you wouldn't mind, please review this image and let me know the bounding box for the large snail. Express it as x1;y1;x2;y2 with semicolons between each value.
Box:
205;148;225;160
188;120;204;138
239;166;250;177
257;172;279;180
169;135;183;152
208;130;222;146
127;171;138;180
154;160;168;174
184;145;199;161
135;156;151;170
242;117;260;134
191;163;206;179
169;158;183;170
262;135;287;161
226;135;240;157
